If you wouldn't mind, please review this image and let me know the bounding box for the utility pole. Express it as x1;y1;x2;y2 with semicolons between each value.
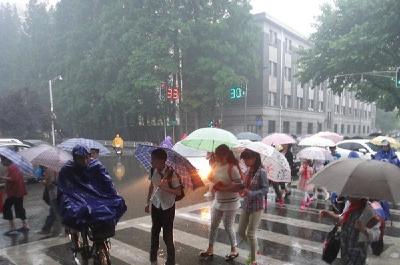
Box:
244;83;248;131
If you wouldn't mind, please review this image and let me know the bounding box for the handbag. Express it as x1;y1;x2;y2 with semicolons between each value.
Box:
322;224;341;264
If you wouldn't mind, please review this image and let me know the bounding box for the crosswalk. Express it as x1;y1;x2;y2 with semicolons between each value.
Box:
1;189;400;265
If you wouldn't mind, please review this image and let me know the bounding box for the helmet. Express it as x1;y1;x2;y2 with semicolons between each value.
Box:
72;145;90;157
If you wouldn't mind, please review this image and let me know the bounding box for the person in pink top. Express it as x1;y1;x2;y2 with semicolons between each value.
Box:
298;159;314;210
1;156;28;234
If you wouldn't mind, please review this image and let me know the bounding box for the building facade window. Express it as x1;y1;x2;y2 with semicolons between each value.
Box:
317;122;322;132
284;95;292;108
341;106;346;115
270;30;277;45
341;124;345;134
347;125;351;134
268;92;277;106
297;97;304;109
269;61;278;77
334;124;338;133
296;122;302;135
268;120;276;134
318;101;324;112
307;122;313;134
367;126;370;133
363;126;366;134
335;105;339;114
283;121;290;134
284;67;292;81
309;99;314;110
353;125;356;134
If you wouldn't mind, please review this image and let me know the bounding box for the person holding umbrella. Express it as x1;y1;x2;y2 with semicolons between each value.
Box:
145;148;183;265
320;198;380;265
1;155;28;234
237;149;268;265
298;159;314;210
200;144;244;261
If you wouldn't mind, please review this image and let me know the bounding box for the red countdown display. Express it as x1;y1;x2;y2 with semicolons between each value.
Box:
167;87;180;101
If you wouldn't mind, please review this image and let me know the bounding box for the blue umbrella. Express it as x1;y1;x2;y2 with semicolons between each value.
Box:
0;147;34;175
134;144;204;190
58;138;110;155
236;132;262;142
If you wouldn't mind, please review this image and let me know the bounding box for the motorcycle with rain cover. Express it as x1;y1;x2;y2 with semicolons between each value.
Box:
58;159;127;265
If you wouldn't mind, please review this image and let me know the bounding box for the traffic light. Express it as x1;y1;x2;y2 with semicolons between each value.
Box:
396;67;400;88
229;86;245;100
166;87;179;101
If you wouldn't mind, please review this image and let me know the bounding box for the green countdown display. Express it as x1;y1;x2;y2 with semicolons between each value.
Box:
229;86;245;100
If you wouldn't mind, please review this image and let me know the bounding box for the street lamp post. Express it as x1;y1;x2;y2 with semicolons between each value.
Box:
49;75;62;146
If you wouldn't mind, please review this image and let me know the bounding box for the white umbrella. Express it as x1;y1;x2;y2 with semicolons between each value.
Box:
20;144;71;172
235;141;291;183
298;136;335;148
297;147;333;161
314;131;344;144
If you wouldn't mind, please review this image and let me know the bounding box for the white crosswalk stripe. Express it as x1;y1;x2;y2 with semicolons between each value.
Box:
2;188;400;264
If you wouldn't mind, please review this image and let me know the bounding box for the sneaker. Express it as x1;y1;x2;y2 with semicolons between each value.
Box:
277;198;285;207
300;200;306;210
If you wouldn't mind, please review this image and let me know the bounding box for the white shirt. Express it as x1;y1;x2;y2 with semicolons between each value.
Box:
149;167;180;210
210;163;242;211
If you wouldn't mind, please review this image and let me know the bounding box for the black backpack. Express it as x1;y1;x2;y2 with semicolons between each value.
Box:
150;167;185;201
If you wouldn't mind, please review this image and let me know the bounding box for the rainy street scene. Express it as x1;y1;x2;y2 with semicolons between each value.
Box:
1;0;400;265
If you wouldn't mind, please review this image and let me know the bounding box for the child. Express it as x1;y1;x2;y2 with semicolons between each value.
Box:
298;159;314;210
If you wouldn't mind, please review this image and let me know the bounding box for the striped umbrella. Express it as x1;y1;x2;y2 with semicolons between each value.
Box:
58;138;110;155
0;147;34;175
134;144;204;190
20;144;71;172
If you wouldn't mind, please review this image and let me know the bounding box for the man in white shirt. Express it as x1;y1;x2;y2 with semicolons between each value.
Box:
145;148;182;265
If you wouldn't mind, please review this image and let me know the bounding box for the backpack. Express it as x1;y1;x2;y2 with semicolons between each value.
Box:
150;167;185;201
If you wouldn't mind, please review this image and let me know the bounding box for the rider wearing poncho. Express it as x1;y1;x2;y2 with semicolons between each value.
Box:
57;145;126;230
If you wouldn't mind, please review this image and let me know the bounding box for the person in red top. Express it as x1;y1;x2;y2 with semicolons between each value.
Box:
1;156;28;233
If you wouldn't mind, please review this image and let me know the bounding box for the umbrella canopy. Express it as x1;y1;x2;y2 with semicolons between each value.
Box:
310;159;400;203
58;138;110;155
370;136;400;149
235;141;291;183
0;147;34;175
173;141;207;157
262;133;296;146
236;132;262;142
160;136;173;149
20;144;71;172
180;127;239;152
134;144;204;190
297;147;333;161
298;136;335;148
314;131;343;144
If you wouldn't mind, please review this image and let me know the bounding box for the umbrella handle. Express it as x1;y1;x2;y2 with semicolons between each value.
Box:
150;186;160;202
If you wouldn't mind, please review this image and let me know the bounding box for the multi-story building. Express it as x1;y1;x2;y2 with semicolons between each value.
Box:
223;12;376;137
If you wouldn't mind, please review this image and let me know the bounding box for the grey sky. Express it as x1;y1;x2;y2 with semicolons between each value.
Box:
1;0;332;36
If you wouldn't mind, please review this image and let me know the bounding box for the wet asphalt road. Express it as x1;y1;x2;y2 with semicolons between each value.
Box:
0;154;399;265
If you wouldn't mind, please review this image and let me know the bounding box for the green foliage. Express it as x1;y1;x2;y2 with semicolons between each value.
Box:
0;0;259;140
376;109;400;133
298;0;400;111
0;88;50;138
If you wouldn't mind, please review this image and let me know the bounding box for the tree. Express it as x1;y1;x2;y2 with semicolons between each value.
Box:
0;88;50;139
375;109;400;133
0;4;24;92
298;0;400;111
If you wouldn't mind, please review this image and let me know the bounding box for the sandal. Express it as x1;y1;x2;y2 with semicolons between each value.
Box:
225;252;239;261
199;251;214;258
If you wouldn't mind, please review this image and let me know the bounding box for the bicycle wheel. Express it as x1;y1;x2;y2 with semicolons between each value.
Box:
93;241;111;265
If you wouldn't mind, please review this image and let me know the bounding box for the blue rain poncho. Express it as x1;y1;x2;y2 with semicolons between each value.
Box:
57;159;127;230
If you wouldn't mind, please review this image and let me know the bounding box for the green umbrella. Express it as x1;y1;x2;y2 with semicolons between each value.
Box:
181;127;239;152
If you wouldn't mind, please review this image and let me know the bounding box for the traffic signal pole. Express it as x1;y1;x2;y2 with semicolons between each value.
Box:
244;83;248;131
